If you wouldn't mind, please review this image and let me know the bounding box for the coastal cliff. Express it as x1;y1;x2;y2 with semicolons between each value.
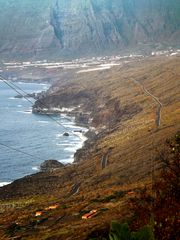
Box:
0;1;179;238
0;55;179;239
32;55;180;164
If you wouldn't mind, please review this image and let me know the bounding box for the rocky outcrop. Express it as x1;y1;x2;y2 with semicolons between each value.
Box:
63;132;69;137
40;160;64;172
0;0;179;60
14;93;37;99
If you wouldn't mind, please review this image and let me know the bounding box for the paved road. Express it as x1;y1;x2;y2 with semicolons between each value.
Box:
101;148;113;169
66;183;81;198
132;79;163;128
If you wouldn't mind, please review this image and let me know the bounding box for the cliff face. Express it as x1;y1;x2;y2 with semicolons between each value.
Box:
0;0;179;60
0;0;56;59
51;0;180;56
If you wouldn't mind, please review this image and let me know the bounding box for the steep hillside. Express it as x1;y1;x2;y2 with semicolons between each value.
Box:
0;55;179;240
0;0;180;60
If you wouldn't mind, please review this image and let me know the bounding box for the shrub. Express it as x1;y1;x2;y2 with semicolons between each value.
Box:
109;222;154;240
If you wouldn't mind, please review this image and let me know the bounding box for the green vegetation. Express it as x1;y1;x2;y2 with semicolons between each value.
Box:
90;191;126;204
109;222;154;240
89;222;154;240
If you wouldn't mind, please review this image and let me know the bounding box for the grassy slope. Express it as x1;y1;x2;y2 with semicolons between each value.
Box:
0;56;179;240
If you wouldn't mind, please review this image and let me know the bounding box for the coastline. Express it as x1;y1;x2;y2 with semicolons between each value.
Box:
0;80;91;187
0;114;90;188
0;55;179;239
33;108;96;164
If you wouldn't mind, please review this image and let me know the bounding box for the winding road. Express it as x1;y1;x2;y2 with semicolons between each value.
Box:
132;79;163;128
101;148;113;169
66;183;81;198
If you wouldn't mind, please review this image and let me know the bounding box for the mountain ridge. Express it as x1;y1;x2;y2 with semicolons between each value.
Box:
0;0;179;60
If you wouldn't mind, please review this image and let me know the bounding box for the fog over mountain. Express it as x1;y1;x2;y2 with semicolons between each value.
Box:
0;0;179;60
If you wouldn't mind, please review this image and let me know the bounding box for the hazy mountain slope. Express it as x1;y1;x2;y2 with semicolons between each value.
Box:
0;0;180;60
0;0;56;59
51;0;180;55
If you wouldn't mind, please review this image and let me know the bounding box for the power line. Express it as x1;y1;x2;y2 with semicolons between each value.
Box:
0;76;84;139
0;76;88;166
0;77;34;105
0;76;123;172
0;142;43;161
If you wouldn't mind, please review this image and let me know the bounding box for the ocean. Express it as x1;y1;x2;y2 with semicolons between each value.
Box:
0;81;87;186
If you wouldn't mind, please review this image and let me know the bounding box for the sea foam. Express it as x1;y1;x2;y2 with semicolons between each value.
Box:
0;182;11;187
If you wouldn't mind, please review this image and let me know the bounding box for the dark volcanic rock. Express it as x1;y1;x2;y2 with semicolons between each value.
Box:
14;93;37;99
75;113;90;126
63;132;69;136
40;160;64;172
0;172;65;200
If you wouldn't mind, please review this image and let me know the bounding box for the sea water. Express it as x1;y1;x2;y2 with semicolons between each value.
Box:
0;81;87;186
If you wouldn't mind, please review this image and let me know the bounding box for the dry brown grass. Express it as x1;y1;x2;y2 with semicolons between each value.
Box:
0;55;179;239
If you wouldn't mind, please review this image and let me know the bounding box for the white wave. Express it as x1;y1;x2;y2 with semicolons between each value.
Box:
17;81;29;85
64;141;84;152
60;114;74;119
38;83;49;86
62;124;80;129
64;146;79;152
56;133;64;138
73;132;88;142
56;131;87;142
170;52;178;56
22;98;29;102
9;97;18;100
63;124;87;130
32;166;39;171
56;132;83;138
17;105;22;108
56;143;76;146
43;86;49;90
38;120;49;124
0;182;11;187
50;107;75;112
60;158;74;164
61;107;75;112
17;110;32;114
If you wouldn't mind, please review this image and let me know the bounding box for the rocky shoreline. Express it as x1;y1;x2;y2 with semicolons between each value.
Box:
0;115;93;191
32;106;97;164
0;55;179;239
0;79;97;190
31;85;99;163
